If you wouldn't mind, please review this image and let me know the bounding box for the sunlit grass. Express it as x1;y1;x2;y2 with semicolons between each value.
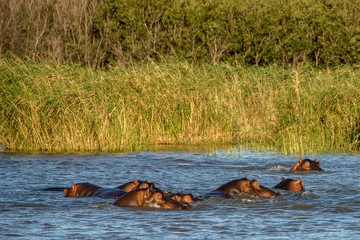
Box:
0;58;359;154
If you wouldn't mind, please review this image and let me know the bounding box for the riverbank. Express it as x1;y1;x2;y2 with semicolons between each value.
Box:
0;58;359;154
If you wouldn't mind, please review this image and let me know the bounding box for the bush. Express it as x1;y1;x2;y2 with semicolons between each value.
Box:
0;0;359;68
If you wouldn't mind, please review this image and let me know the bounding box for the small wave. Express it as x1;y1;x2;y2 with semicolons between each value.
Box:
329;187;359;194
174;158;193;164
11;203;49;208
290;204;316;210
86;202;112;209
290;190;319;200
327;206;354;213
300;191;313;196
267;165;289;171
227;194;259;204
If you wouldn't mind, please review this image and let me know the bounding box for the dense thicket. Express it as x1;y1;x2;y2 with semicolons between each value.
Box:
0;0;359;68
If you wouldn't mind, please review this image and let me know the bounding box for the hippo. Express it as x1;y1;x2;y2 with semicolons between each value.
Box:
64;182;127;199
113;188;189;210
248;180;280;198
290;158;324;172
274;177;304;192
116;179;155;192
92;188;127;199
64;182;101;197
212;178;251;198
151;191;190;210
113;188;156;207
166;192;199;204
248;180;281;198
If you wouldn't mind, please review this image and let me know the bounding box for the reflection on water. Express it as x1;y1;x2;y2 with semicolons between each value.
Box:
0;149;359;239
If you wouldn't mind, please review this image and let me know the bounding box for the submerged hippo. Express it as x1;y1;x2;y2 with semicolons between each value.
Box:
248;180;281;198
64;183;101;197
116;179;153;192
151;191;190;210
64;182;127;199
212;178;251;198
290;158;324;172
274;177;304;192
166;192;199;204
211;178;280;198
113;188;189;210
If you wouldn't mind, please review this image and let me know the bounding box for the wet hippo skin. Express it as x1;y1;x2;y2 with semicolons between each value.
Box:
166;192;198;204
274;177;305;192
248;180;281;198
64;182;126;199
212;178;251;198
113;188;189;210
290;158;324;172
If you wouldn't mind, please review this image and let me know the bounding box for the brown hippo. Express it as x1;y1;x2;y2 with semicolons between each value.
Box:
166;192;198;204
151;191;190;210
113;188;155;207
213;178;251;198
113;188;189;210
64;182;127;199
274;177;304;192
290;157;324;172
64;183;101;197
248;180;281;198
116;179;152;191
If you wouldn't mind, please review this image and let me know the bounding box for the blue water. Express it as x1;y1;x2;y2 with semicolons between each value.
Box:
0;149;359;239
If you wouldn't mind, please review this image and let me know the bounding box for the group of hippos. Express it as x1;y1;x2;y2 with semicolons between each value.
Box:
46;157;324;210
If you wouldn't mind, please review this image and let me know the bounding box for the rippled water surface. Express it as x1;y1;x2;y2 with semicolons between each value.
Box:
1;149;359;239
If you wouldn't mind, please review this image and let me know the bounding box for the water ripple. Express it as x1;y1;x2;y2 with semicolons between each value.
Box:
1;151;359;239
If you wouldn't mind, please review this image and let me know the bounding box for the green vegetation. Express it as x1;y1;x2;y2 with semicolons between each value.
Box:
1;58;359;154
0;0;359;68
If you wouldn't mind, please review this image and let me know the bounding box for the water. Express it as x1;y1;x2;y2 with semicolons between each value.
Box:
1;149;359;239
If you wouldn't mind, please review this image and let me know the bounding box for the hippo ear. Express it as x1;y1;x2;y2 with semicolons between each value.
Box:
298;157;303;163
134;179;139;184
280;176;285;182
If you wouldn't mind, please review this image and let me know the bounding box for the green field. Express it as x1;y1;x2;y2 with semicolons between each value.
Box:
1;58;359;154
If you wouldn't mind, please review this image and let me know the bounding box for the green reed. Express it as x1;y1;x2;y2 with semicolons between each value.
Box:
0;58;359;154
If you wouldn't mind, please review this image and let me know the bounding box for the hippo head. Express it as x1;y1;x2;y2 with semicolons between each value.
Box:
168;192;196;204
117;179;155;191
295;178;305;191
64;188;72;197
181;193;196;204
236;178;251;193
275;176;305;192
249;180;261;190
290;158;324;172
148;191;189;210
311;160;323;171
63;182;100;197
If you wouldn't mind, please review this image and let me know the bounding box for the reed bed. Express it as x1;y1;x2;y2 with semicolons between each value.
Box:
0;58;359;154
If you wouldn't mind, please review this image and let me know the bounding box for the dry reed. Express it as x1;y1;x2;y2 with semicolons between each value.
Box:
1;58;359;154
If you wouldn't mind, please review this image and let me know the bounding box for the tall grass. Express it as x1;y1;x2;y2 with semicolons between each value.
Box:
0;58;359;154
